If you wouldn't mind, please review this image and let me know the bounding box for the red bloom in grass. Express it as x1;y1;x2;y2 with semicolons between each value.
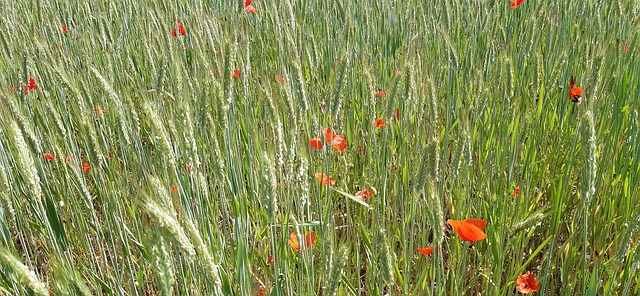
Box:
333;61;339;67
447;218;488;242
320;127;336;143
171;28;177;37
82;162;90;173
108;152;114;159
186;165;192;174
170;185;177;193
66;154;74;164
258;291;265;296
275;75;285;83
93;106;106;115
569;75;583;104
513;186;521;197
510;0;524;9
44;153;55;161
245;4;256;13
62;25;68;33
358;146;364;155
355;188;374;201
417;247;433;255
177;20;186;35
315;173;335;186
375;119;385;128
331;135;347;152
8;85;15;92
288;231;317;252
309;138;323;150
374;89;387;97
516;273;540;294
23;77;37;92
233;69;241;78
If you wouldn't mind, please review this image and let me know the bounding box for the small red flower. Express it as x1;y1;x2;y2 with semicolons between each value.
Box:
170;185;177;193
447;218;488;242
186;165;192;174
374;89;387;97
375;119;385;128
245;0;253;5
7;85;15;92
258;291;265;296
288;231;317;252
516;273;539;294
171;28;177;37
358;146;364;155
275;75;285;83
245;4;256;13
510;0;524;9
177;20;186;35
108;152;114;159
309;138;323;150
417;247;433;255
23;77;37;92
233;69;241;78
320;127;336;143
569;75;583;104
315;173;335;186
185;45;189;51
62;25;68;33
355;188;374;201
66;154;74;164
331;135;347;152
44;153;55;161
82;162;90;173
513;186;521;197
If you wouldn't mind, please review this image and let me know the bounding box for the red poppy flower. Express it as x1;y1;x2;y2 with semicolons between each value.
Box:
333;61;339;67
27;77;38;90
66;154;74;164
233;69;241;78
275;75;285;83
177;20;186;35
245;0;252;5
82;162;90;173
315;173;335;186
108;152;114;159
569;75;583;103
186;165;192;174
358;146;364;155
171;28;177;37
446;218;487;242
375;90;387;97
417;247;433;255
288;231;317;252
44;153;55;161
258;291;265;296
513;186;521;197
8;85;14;92
310;138;323;150
62;25;68;33
516;273;539;294
170;185;177;193
375;119;385;128
510;0;524;9
319;127;336;142
245;5;256;13
355;188;374;201
331;135;347;152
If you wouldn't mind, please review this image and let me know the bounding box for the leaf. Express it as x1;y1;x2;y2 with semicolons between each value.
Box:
332;188;374;210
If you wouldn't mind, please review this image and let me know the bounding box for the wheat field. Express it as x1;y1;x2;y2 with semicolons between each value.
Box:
0;0;639;295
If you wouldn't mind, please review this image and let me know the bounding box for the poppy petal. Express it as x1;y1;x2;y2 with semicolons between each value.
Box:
447;219;487;242
417;247;433;255
310;138;323;150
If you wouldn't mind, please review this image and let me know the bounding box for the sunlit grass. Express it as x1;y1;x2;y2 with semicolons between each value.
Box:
0;0;639;295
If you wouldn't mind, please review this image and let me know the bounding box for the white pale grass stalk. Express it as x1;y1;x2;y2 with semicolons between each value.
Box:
145;200;196;257
184;219;224;295
0;248;48;296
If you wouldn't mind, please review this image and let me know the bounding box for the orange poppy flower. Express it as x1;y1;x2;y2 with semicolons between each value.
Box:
355;188;374;201
258;291;265;296
510;0;524;9
309;138;323;150
26;77;37;91
315;173;335;186
288;231;317;252
43;153;55;161
516;273;539;294
233;69;241;78
170;186;177;193
513;186;521;197
569;75;583;103
245;4;256;13
320;127;336;142
82;162;90;173
62;25;68;33
375;90;387;97
186;165;192;174
171;28;177;37
275;75;285;83
177;20;186;35
446;218;487;242
331;135;347;152
375;119;385;128
8;85;15;92
417;247;433;255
